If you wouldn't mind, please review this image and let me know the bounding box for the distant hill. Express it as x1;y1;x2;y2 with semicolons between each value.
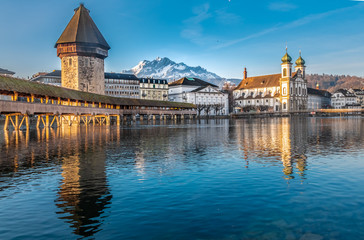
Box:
306;74;364;92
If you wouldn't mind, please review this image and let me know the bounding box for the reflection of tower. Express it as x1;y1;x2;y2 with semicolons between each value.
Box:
56;150;111;238
55;4;110;94
280;118;293;179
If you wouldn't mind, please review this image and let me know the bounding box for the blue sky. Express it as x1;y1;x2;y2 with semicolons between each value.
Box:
1;0;364;79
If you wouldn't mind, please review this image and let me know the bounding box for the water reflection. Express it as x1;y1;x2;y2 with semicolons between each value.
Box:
56;152;111;238
0;126;114;238
0;118;364;239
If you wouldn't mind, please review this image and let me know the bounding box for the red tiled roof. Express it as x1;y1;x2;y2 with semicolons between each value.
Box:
235;72;297;90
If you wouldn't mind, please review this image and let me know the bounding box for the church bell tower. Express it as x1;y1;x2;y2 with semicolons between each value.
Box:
55;4;110;95
280;48;292;112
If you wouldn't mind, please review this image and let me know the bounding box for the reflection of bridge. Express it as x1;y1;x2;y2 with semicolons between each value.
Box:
0;76;196;130
232;108;364;118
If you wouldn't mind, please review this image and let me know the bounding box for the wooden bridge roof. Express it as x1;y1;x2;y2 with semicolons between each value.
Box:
0;75;195;109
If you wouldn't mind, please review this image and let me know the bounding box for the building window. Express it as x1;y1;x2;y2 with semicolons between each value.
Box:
283;87;287;95
283;102;287;109
283;68;287;77
69;58;72;66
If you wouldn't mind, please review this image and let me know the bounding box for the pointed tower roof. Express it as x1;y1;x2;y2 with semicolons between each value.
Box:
55;4;110;50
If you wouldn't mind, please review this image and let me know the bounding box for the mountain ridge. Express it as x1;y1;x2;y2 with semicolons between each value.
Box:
122;57;364;92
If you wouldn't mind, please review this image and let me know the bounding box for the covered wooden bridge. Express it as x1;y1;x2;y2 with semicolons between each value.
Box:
0;75;196;130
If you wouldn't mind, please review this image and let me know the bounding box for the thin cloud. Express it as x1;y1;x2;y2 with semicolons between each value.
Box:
268;2;297;12
213;4;361;50
215;8;242;25
181;3;211;45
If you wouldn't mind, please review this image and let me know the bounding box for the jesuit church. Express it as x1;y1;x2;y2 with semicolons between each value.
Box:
233;50;308;113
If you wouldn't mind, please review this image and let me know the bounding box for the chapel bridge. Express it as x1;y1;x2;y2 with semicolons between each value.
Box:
0;75;197;130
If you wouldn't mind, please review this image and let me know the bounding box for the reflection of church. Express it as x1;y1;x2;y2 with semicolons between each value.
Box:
235;118;308;180
234;50;308;112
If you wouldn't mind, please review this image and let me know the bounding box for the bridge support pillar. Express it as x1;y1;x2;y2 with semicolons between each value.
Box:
45;115;50;128
152;115;156;121
4;114;30;131
140;115;144;121
25;115;30;129
4;116;9;131
106;116;110;126
117;115;121;126
181;114;184;120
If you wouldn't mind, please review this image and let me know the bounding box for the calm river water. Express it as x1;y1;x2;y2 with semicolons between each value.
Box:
0;117;364;240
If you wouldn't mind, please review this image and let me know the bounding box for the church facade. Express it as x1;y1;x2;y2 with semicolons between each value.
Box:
233;50;308;113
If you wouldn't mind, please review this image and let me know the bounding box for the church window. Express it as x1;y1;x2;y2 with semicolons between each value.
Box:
283;87;287;95
283;102;287;109
299;87;301;95
69;58;72;66
283;68;287;77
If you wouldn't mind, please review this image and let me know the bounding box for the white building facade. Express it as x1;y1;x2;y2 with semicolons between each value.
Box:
307;88;331;110
169;77;229;116
104;73;139;98
140;78;168;101
331;89;359;109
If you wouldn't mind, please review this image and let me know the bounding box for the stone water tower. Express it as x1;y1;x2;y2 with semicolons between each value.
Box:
55;4;110;94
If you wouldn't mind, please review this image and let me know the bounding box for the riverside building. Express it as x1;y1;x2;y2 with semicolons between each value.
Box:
233;50;308;113
331;89;361;109
139;78;168;101
104;73;140;98
307;87;331;110
168;77;229;116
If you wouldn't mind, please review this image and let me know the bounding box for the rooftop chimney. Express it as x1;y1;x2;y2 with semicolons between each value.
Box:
243;67;247;80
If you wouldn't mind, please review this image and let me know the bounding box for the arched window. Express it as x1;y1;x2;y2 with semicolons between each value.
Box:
283;68;287;77
299;87;301;95
68;58;72;66
283;102;287;109
283;87;287;95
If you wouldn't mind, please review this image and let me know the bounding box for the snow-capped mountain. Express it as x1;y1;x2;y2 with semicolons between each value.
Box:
123;57;222;83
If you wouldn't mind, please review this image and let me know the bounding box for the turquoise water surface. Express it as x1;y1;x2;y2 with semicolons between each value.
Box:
0;117;363;239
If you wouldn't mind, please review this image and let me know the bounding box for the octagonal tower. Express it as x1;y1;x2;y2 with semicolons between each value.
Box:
55;4;110;94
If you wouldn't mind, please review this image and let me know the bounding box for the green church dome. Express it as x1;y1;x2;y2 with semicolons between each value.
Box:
281;52;292;63
295;55;305;66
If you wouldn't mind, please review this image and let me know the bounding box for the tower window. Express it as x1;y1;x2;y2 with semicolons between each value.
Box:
283;68;287;77
283;87;287;95
69;58;72;66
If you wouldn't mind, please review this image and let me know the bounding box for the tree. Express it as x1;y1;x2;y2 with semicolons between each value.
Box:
196;104;206;117
212;103;224;115
205;104;212;117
